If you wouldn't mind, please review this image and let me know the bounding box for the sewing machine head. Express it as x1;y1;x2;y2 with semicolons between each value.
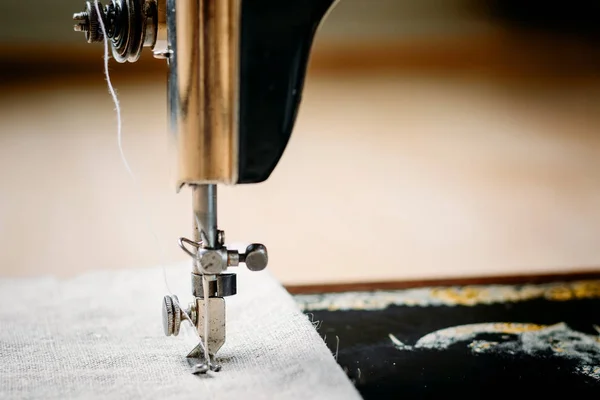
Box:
72;0;335;373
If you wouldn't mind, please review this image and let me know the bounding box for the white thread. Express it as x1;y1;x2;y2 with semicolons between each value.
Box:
94;1;203;345
94;3;131;179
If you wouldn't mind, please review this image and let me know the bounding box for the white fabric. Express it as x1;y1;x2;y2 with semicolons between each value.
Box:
0;265;361;400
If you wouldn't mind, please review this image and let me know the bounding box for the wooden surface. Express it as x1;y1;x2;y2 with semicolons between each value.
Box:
2;68;600;285
286;271;600;294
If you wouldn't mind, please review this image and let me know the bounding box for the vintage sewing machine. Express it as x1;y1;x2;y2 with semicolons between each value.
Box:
71;0;336;373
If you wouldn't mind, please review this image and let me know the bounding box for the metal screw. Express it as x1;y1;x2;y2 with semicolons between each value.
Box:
199;250;226;274
72;2;104;43
185;302;197;326
73;11;89;32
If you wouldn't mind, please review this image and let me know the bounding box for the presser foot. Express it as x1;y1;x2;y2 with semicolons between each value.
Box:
193;296;227;356
163;292;227;374
162;229;268;373
187;342;222;375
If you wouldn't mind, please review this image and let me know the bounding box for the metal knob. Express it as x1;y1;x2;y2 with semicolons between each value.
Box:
162;295;180;336
242;244;268;271
72;0;158;63
162;295;197;336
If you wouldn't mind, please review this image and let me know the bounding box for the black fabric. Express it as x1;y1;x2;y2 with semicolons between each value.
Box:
300;291;600;399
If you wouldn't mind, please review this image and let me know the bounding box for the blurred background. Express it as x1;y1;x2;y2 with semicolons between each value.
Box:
1;0;600;285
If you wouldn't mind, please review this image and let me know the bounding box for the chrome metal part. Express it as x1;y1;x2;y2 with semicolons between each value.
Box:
162;295;197;336
193;185;218;249
166;0;177;133
187;347;222;374
197;249;228;274
186;301;198;327
190;362;222;375
191;363;209;375
179;238;244;274
227;250;240;267
72;0;166;63
171;0;240;186
179;237;269;274
195;297;226;356
73;3;102;43
242;244;269;272
217;230;225;246
162;294;182;336
151;0;168;56
178;236;202;259
191;273;237;298
162;295;175;336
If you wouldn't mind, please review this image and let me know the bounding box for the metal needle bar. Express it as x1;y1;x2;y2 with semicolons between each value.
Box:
191;184;219;372
192;184;218;249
